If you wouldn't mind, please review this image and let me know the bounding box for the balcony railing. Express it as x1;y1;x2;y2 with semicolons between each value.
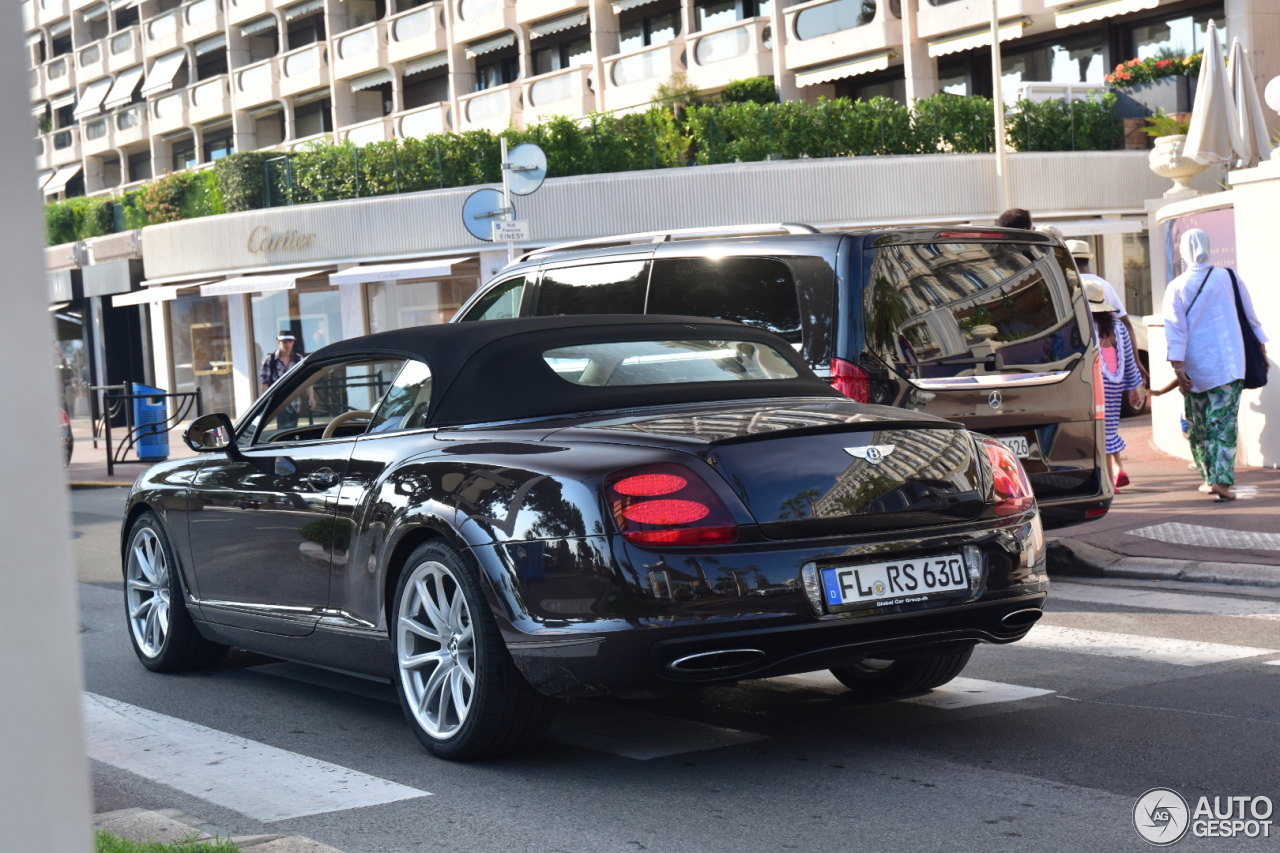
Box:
452;0;513;42
190;74;231;119
84;118;108;139
53;129;74;149
524;64;592;122
338;23;380;59
236;56;278;104
391;4;441;41
388;3;446;64
395;101;449;137
610;40;682;88
687;17;772;91
782;0;900;72
111;28;136;54
459;82;519;130
146;9;179;40
342;115;392;145
79;43;101;67
116;103;146;131
185;0;219;25
284;42;323;76
47;58;69;79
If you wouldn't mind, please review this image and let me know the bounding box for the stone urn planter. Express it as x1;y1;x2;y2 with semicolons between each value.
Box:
1149;134;1209;196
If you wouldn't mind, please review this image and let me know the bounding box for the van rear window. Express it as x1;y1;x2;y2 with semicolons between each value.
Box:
864;242;1086;381
647;257;802;343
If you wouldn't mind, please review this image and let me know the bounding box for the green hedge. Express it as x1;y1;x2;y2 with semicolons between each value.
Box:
43;92;1119;245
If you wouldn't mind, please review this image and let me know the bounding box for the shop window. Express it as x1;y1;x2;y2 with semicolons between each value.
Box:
695;0;770;31
532;31;592;76
54;306;91;419
203;128;234;161
196;47;228;80
403;71;448;109
1001;31;1104;93
250;285;344;393
169;294;234;417
1123;233;1152;318
171;137;196;172
618;4;680;53
1129;6;1225;62
294;97;333;136
475;50;519;91
366;277;480;333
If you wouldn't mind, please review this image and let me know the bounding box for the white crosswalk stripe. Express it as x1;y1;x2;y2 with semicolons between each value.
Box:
767;673;1053;707
1051;582;1280;621
83;693;430;822
1130;520;1277;550
1014;625;1276;666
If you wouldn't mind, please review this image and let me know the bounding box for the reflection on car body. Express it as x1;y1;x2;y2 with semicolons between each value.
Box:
121;315;1048;761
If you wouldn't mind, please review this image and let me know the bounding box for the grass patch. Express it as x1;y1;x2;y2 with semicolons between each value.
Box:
96;830;240;853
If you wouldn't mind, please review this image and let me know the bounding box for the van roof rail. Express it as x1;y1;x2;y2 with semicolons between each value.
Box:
518;223;821;262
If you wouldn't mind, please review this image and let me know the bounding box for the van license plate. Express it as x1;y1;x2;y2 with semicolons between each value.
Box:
997;436;1030;458
821;554;969;607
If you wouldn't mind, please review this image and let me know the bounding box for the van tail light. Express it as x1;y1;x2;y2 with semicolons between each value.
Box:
829;358;871;403
981;438;1036;517
606;463;739;546
1092;352;1106;420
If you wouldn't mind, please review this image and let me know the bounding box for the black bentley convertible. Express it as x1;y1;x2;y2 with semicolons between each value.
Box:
122;315;1048;759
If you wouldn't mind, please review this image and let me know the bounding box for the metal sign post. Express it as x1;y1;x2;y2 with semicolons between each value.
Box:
990;0;1012;215
463;142;546;265
500;137;515;263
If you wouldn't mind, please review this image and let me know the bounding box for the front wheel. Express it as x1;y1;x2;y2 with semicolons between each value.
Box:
392;540;555;760
830;647;974;697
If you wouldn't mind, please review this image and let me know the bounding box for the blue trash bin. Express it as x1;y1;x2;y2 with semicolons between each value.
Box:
131;383;169;460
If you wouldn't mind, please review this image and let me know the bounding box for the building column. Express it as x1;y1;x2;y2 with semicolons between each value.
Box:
589;0;618;112
770;0;799;101
335;267;366;339
148;299;171;392
226;292;256;417
901;0;938;103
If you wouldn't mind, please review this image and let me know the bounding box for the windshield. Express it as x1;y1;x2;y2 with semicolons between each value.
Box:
544;339;799;387
863;242;1088;385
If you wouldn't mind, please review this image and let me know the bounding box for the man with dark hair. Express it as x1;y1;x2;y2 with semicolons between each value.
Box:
997;208;1033;230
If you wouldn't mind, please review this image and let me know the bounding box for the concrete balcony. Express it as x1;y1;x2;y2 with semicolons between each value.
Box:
108;27;144;72
189;73;232;122
44;57;74;98
36;0;69;28
514;0;587;26
30;68;46;102
915;0;1043;43
686;17;772;93
50;127;82;165
70;0;100;12
279;43;329;97
225;0;274;26
81;113;113;155
182;0;227;44
77;41;107;82
452;0;515;43
150;88;189;133
283;130;333;150
113;102;150;146
394;101;449;137
387;4;446;66
234;55;280;105
341;114;392;145
143;7;184;56
458;82;519;132
782;0;901;72
334;20;386;80
35;135;52;172
604;40;685;112
522;64;593;123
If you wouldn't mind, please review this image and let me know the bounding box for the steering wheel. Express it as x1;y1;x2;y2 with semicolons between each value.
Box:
322;410;374;439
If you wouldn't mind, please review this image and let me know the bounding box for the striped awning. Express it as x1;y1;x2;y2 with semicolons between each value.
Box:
140;50;186;97
201;269;331;296
350;69;393;91
72;76;114;118
403;51;448;77
928;20;1029;58
465;32;515;58
81;3;111;21
530;10;588;39
103;64;144;109
612;0;656;12
48;18;72;36
1054;0;1161;27
329;257;468;286
26;31;44;47
193;33;227;55
240;15;278;35
283;0;323;20
50;91;77;110
112;281;213;306
43;163;83;196
795;51;896;87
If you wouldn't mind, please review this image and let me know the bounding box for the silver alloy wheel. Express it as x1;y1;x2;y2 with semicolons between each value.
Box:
126;527;171;658
397;560;475;741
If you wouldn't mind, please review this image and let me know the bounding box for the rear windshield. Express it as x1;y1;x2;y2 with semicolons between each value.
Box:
544;340;799;387
864;242;1086;382
647;257;803;343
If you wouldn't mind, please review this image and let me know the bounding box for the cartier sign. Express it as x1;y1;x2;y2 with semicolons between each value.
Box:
247;225;317;253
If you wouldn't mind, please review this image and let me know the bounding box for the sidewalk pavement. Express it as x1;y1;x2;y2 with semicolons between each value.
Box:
65;417;196;489
1047;413;1280;587
94;808;343;852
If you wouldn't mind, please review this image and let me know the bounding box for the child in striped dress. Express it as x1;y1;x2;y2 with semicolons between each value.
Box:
1085;280;1144;490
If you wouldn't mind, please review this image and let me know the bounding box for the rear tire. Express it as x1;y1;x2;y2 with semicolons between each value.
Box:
830;647;974;697
123;512;228;672
391;540;555;760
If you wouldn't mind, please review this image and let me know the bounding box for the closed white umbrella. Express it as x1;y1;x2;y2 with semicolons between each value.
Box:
1227;38;1271;168
1183;20;1244;166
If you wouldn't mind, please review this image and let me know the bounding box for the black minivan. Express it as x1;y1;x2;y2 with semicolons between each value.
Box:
454;225;1110;528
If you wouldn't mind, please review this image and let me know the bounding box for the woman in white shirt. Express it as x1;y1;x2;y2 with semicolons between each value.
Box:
1162;229;1268;501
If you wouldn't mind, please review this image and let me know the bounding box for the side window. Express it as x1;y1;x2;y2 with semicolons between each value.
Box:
647;257;803;343
367;360;433;434
460;276;525;321
256;358;405;443
535;261;649;316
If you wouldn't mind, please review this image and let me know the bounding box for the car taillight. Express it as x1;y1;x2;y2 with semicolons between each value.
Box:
1092;352;1106;420
981;438;1035;517
606;463;738;546
829;357;871;403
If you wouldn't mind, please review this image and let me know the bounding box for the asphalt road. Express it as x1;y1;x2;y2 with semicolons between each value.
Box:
75;488;1280;852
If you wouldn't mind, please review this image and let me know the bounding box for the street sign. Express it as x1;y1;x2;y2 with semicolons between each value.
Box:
506;144;548;196
492;220;530;242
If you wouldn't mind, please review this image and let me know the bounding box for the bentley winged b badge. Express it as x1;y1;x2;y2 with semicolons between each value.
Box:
845;445;896;464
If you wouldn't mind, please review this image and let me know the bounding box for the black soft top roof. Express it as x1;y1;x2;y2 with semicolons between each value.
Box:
314;314;841;427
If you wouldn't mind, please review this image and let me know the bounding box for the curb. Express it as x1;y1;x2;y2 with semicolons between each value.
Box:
69;481;132;490
94;808;346;852
1047;538;1280;589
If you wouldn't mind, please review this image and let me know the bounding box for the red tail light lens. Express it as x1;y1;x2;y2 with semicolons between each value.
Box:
1092;352;1106;420
606;463;739;546
982;439;1036;517
830;357;871;403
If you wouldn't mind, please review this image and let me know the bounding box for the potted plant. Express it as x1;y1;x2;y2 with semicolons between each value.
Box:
1108;53;1201;119
1145;110;1206;196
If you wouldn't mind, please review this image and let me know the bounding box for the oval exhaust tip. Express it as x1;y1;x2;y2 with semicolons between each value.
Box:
1001;608;1043;628
668;648;766;673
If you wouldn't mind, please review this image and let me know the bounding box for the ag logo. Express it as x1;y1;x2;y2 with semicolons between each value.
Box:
1134;788;1190;845
988;390;1003;410
845;445;896;464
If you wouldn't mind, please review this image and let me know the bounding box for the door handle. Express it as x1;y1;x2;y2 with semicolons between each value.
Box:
308;468;340;490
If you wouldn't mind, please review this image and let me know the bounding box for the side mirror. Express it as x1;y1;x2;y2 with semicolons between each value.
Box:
184;413;239;455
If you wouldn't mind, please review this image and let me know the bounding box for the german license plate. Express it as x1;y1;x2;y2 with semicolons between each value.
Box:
820;554;969;608
997;435;1030;458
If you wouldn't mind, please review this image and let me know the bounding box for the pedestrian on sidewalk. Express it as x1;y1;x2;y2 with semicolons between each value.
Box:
260;330;306;428
1163;229;1269;501
997;208;1033;230
1086;280;1144;490
1068;239;1150;385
